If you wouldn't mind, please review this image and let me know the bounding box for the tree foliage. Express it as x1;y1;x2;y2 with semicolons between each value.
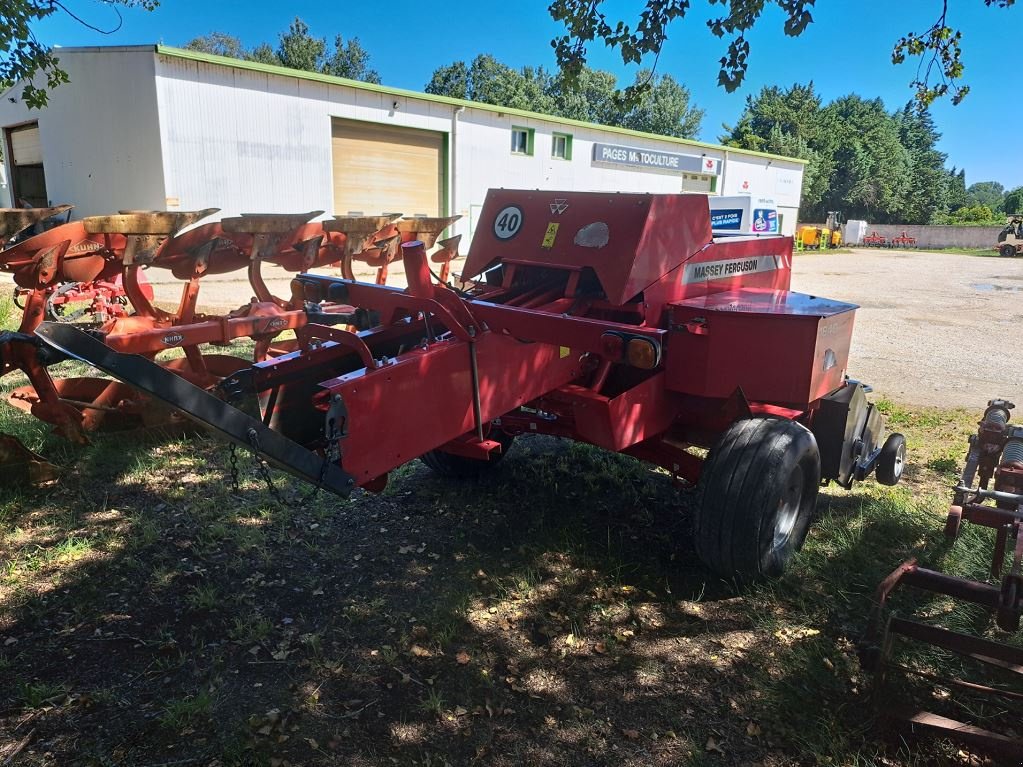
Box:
1;0;159;108
935;204;999;224
184;17;381;83
965;181;1006;211
425;55;704;139
1004;187;1023;215
723;84;963;223
549;0;1016;106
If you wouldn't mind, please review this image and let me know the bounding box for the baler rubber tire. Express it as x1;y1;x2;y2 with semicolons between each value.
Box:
1000;244;1018;258
693;418;820;581
420;429;515;479
875;433;906;486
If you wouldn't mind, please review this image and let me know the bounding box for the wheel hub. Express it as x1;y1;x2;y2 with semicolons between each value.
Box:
773;465;804;550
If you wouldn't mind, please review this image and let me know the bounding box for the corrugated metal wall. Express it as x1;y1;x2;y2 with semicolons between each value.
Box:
0;48;166;217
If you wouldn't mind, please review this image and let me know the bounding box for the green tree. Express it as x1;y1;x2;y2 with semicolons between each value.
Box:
425;56;703;139
426;54;555;113
619;70;704;138
725;85;964;223
184;33;247;59
276;18;325;72
817;96;911;223
1004;187;1023;215
966;181;1006;212
323;35;380;81
185;18;381;84
942;204;997;223
1;0;159;108
894;105;949;223
549;0;1016;107
946;168;968;211
722;83;829;213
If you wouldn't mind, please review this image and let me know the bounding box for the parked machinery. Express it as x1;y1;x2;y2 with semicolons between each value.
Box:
997;216;1022;257
797;224;830;250
30;190;905;580
862;399;1023;759
825;211;843;248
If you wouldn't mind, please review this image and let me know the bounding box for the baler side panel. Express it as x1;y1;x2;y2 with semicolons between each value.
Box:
642;236;794;323
322;334;584;483
665;289;857;409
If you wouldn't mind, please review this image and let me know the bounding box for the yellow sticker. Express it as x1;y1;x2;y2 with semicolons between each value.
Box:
541;222;560;249
559;346;571;359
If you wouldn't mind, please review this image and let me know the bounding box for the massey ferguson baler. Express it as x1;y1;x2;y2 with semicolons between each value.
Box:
33;190;905;580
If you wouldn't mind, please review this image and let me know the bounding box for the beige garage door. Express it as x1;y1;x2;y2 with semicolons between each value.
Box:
331;119;444;218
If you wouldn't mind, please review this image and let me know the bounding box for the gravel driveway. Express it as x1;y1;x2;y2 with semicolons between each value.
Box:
792;248;1023;408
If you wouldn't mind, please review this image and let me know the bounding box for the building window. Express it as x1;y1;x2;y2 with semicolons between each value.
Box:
681;173;715;194
511;126;534;156
551;132;572;160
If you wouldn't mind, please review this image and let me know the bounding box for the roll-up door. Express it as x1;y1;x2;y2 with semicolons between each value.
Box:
331;119;443;218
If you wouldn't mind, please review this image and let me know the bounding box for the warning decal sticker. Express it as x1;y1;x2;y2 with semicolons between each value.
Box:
542;222;560;249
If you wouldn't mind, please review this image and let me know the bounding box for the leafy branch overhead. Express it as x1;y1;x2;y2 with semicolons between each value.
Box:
0;0;159;108
549;0;1017;105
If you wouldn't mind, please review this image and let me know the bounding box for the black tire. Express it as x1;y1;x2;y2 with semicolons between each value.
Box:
1000;244;1018;258
875;433;906;486
420;428;514;479
693;418;821;580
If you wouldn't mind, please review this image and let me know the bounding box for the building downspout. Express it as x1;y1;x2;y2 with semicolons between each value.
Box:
451;106;464;222
720;149;729;196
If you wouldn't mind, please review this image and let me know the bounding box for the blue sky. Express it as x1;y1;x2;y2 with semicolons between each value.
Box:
36;0;1022;191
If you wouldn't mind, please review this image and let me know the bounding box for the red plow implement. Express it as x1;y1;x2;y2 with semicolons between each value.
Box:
0;205;461;479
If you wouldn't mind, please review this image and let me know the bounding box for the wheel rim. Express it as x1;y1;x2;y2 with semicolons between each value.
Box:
893;442;906;479
773;464;804;550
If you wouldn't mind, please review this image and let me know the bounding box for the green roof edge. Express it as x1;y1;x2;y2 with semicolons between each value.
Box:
154;45;808;166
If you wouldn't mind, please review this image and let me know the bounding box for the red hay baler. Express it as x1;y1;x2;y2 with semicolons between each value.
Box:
33;190;905;580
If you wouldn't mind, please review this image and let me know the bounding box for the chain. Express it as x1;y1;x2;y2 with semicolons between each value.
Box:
225;429;332;507
228;443;240;493
246;429;289;506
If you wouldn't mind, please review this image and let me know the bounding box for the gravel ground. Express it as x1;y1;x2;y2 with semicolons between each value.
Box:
7;247;1020;409
791;248;1023;408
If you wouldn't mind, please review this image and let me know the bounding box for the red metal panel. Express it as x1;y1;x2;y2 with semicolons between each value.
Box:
462;190;713;306
321;333;585;483
556;372;677;451
642;235;794;323
665;289;856;408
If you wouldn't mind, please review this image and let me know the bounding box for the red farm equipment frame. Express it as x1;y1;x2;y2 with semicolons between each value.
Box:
24;190;905;580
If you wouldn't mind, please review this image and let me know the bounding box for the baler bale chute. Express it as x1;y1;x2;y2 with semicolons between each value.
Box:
0;205;461;481
861;399;1023;759
31;189;904;579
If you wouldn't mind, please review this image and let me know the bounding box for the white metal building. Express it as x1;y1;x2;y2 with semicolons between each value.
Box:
0;45;806;239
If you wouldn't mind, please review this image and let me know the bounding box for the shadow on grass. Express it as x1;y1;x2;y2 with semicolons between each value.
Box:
0;426;991;766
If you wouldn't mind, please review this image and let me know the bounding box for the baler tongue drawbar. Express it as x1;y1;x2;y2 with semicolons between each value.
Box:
33;321;355;496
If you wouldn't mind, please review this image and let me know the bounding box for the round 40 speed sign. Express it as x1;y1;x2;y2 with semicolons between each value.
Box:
493;205;524;240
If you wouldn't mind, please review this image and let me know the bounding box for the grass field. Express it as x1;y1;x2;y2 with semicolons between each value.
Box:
0;301;1018;766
